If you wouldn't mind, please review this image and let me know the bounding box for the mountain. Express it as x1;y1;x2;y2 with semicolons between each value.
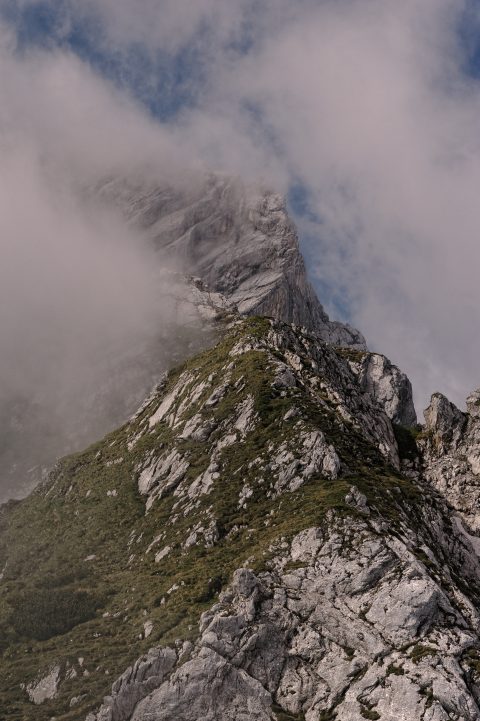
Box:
1;176;479;721
0;174;363;506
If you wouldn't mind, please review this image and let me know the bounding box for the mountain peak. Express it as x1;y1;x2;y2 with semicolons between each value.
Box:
97;173;367;349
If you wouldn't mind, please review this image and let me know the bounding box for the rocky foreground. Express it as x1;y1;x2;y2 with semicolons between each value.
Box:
1;176;480;720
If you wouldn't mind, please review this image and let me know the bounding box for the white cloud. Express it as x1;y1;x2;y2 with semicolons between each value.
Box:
0;33;213;499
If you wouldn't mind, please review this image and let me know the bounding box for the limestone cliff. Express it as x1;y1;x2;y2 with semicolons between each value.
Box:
96;173;366;349
420;388;480;536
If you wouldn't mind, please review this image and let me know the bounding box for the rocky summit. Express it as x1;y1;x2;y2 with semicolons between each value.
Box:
1;180;480;721
96;173;366;349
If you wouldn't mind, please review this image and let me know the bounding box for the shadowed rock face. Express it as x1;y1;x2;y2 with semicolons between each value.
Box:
97;173;367;349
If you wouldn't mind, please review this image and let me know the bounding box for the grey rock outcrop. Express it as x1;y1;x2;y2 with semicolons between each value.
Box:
91;509;480;721
345;350;417;426
79;318;480;721
362;353;416;425
26;665;61;705
467;389;480;419
422;391;480;534
424;393;466;453
130;317;401;521
88;648;177;721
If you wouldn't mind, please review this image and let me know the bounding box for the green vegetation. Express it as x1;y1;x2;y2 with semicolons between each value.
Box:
333;347;368;363
272;703;306;721
392;424;421;462
386;663;404;676
463;647;480;675
283;560;308;572
0;317;426;720
319;710;337;721
360;707;381;720
419;686;434;708
410;644;437;664
11;588;102;642
412;547;437;572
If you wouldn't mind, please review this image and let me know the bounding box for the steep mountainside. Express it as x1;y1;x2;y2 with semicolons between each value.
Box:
1;313;480;720
1;173;480;721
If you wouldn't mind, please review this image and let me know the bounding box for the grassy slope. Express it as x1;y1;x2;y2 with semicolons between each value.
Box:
0;318;420;720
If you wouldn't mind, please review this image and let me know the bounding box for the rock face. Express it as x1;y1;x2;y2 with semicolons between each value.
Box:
346;351;417;426
26;665;61;705
97;174;366;349
421;390;480;534
92;509;480;721
424;393;466;453
88;648;177;721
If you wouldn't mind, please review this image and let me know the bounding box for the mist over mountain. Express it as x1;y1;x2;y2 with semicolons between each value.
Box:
0;147;201;501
